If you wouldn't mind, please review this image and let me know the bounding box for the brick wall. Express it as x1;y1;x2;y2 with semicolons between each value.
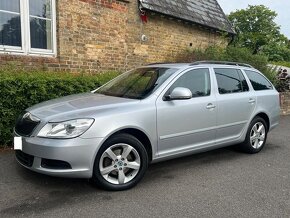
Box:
280;92;290;115
0;0;225;73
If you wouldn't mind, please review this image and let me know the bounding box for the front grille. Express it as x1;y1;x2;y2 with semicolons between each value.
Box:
15;150;34;167
41;159;72;170
15;112;40;136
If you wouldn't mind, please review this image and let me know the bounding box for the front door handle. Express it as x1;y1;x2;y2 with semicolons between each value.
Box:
249;98;256;103
206;103;216;110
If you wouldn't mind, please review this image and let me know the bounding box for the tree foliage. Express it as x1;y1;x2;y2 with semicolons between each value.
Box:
228;5;289;58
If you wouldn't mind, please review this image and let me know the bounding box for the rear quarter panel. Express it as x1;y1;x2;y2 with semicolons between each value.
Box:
252;90;280;131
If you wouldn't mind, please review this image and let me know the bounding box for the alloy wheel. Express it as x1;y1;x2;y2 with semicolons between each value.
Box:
99;143;141;185
250;122;266;149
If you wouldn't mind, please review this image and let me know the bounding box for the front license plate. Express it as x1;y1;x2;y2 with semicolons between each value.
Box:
14;137;22;150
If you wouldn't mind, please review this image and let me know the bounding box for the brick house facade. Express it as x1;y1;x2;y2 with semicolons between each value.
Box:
0;0;234;73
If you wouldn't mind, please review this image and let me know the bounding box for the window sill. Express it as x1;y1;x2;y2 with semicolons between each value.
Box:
0;50;56;58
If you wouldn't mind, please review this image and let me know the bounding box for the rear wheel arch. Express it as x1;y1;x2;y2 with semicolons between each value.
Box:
252;112;270;130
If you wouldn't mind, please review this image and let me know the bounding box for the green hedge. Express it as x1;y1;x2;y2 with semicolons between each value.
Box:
0;68;119;146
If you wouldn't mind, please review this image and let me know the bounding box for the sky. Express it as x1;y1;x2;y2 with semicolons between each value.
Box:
217;0;290;39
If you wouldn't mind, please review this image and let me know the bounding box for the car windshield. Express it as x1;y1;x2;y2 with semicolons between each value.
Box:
95;67;178;99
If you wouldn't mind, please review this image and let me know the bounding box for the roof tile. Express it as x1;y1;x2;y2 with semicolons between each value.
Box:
139;0;235;34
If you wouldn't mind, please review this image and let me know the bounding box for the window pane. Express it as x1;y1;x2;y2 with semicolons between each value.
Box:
244;70;273;91
0;0;20;13
0;12;21;46
30;18;52;49
96;68;177;99
215;68;243;94
29;0;51;18
169;68;211;97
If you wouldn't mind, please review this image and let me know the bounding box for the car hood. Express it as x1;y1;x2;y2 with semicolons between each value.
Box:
27;93;139;121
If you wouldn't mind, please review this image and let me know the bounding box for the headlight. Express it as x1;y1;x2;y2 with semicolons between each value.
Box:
37;119;94;139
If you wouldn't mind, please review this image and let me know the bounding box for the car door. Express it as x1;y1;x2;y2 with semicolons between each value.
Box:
213;68;256;143
156;68;217;157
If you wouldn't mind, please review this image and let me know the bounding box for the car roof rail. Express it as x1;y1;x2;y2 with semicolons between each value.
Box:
147;62;175;65
190;61;254;68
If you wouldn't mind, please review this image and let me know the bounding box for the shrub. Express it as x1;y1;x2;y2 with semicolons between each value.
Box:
0;67;119;146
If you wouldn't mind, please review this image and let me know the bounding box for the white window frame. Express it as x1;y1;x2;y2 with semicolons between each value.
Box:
0;0;57;57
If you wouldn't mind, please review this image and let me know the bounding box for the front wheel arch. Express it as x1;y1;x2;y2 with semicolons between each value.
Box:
99;127;153;162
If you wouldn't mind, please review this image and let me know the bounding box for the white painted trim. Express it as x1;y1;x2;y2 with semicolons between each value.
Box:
26;0;32;54
0;10;20;15
0;0;57;57
52;0;57;56
30;15;52;20
0;50;56;57
0;46;23;52
21;0;28;53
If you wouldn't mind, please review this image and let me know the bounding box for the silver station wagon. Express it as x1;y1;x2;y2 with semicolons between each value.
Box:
14;61;280;191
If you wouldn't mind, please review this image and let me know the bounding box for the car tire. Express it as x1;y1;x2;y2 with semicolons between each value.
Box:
240;117;268;154
92;133;148;191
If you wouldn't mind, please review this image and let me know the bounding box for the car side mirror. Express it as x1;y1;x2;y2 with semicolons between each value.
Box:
164;87;192;101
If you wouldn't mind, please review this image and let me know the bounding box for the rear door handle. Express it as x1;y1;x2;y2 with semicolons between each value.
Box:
249;98;256;103
206;103;216;110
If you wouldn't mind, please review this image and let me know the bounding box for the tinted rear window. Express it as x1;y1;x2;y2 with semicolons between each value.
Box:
214;68;249;94
244;70;273;91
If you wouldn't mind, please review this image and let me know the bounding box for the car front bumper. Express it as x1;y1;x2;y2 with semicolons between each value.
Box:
15;135;104;178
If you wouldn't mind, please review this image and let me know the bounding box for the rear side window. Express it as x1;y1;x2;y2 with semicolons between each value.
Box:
244;70;273;91
214;68;249;94
168;68;211;98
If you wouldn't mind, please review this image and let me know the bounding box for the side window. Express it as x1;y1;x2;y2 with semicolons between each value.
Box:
214;68;249;94
168;68;211;98
244;70;273;91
